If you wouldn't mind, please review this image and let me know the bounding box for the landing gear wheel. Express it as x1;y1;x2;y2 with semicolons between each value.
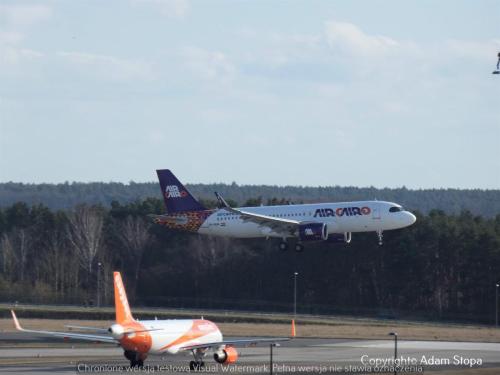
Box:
279;241;288;251
294;243;304;252
377;230;383;246
124;350;141;368
189;361;204;371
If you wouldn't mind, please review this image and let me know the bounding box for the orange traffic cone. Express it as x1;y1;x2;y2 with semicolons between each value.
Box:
291;319;296;337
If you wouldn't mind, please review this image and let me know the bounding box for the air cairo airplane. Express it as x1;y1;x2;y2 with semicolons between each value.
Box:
11;272;288;369
151;170;417;251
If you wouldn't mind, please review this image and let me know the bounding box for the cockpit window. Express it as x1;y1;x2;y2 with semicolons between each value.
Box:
389;206;402;213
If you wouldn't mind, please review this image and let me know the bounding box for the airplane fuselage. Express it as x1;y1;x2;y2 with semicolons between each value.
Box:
11;272;262;369
156;200;416;239
117;319;223;355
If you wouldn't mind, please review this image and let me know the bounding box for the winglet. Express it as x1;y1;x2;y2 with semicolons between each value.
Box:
114;272;134;323
214;192;230;208
11;310;23;331
291;319;296;338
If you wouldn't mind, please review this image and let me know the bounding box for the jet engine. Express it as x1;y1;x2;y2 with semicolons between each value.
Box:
298;223;328;241
108;323;125;339
326;232;352;244
214;346;239;364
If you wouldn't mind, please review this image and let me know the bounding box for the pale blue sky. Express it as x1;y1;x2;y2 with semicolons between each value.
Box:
0;0;499;188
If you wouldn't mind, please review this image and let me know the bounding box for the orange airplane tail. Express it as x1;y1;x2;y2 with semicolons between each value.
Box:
114;272;134;323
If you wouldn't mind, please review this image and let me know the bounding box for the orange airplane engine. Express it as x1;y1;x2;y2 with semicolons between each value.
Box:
213;345;238;364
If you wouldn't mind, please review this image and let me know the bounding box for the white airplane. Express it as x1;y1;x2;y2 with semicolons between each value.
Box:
151;170;417;251
11;272;288;369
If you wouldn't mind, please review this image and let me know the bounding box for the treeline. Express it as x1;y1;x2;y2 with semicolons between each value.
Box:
0;199;499;324
1;181;500;217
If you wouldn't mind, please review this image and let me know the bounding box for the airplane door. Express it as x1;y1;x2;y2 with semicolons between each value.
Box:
372;204;381;220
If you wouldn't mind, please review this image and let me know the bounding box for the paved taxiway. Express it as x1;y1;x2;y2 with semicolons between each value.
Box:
1;333;500;374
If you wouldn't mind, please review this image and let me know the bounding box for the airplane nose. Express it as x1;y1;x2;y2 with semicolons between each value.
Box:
406;212;417;225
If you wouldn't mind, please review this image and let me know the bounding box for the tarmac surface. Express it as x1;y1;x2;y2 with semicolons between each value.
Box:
1;332;500;374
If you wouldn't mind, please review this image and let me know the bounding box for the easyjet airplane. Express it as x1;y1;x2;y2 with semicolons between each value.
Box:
151;170;416;251
11;272;288;369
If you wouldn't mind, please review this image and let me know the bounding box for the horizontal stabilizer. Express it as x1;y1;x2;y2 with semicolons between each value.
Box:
148;214;188;225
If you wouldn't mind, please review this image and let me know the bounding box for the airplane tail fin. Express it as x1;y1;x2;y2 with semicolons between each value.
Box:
156;169;206;213
114;272;134;323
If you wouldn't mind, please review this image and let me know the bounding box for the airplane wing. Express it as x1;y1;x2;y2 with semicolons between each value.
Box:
178;337;290;351
214;192;300;236
11;310;117;344
65;325;109;333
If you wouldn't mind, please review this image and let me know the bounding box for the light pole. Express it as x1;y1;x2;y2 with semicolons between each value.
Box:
496;283;499;327
97;262;102;307
293;272;298;319
269;343;280;375
292;272;298;337
388;332;398;375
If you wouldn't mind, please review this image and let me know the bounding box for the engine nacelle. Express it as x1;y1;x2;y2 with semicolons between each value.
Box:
108;323;125;339
298;223;328;241
214;346;239;364
326;232;351;244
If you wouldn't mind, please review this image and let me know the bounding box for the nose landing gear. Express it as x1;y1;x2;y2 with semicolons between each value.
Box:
376;230;383;246
124;350;145;368
189;348;206;370
189;360;205;370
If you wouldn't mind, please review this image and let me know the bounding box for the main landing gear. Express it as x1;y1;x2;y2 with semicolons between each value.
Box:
278;240;304;252
124;350;145;368
189;348;207;370
376;230;383;246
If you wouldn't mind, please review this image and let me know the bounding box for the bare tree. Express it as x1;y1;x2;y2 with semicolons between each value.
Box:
42;228;71;298
0;233;15;281
117;215;151;298
66;205;104;287
16;229;29;282
0;228;31;285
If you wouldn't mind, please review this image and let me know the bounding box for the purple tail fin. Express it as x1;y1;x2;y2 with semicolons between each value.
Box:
156;169;206;213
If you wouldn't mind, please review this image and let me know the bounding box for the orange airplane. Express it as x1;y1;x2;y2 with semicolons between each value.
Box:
12;272;289;369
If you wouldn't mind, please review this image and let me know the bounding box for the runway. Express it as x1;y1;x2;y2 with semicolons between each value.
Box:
1;333;500;374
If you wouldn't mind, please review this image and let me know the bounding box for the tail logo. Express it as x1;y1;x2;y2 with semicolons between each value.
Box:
165;185;188;199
